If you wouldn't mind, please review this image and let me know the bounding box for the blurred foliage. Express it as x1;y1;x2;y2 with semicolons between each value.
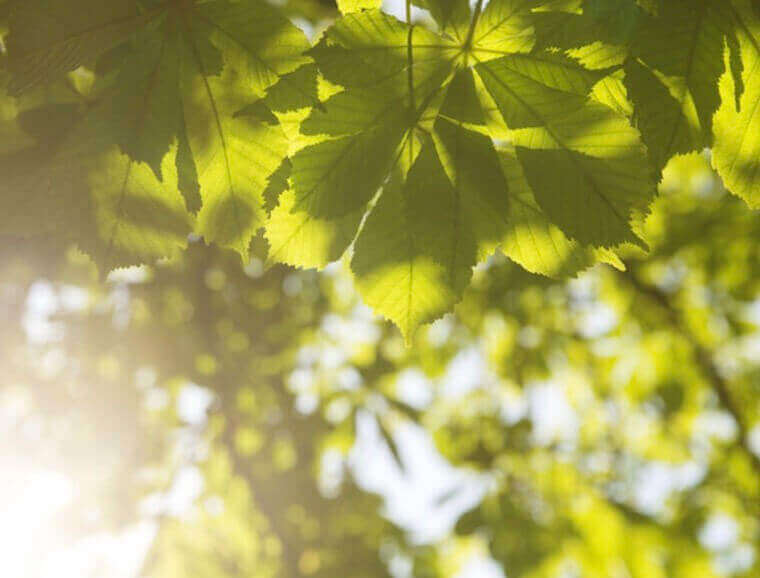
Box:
1;149;759;577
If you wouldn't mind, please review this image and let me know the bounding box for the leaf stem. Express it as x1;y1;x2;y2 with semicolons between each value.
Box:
463;0;485;51
406;0;416;111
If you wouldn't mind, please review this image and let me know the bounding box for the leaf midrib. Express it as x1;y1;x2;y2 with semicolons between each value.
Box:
104;33;170;269
178;9;245;242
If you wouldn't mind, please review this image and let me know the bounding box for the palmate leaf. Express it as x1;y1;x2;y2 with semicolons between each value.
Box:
0;0;310;267
265;9;460;270
265;10;515;338
265;4;647;339
6;0;757;340
352;63;626;337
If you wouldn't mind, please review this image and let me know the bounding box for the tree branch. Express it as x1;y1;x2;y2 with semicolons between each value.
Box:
620;267;760;477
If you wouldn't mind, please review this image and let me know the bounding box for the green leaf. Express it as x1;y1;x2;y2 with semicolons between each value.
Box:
470;0;544;60
3;0;157;94
415;0;471;42
475;51;611;124
497;146;621;277
1;0;310;267
624;0;730;172
352;137;471;343
624;59;699;173
78;29;194;268
176;116;203;214
104;28;183;184
176;0;310;258
477;53;653;246
260;63;320;114
336;0;381;15
266;119;408;268
178;13;291;259
263;159;291;214
0;113;194;270
584;0;641;45
514;142;650;248
351;70;509;341
432;69;510;264
83;142;194;268
713;0;760;208
265;10;457;269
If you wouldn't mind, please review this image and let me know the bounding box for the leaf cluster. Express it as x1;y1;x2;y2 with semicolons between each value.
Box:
1;0;759;339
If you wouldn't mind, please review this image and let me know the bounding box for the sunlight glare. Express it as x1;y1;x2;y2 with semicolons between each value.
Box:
1;462;73;577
